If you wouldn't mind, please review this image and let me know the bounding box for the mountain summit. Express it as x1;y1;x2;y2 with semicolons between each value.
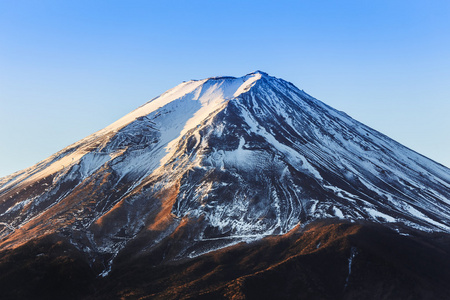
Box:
1;72;450;298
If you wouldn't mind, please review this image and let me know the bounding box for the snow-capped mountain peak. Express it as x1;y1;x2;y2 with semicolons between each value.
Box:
1;71;450;274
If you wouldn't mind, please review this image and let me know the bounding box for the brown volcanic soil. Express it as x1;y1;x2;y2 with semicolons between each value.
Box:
0;234;96;300
2;221;450;299
96;221;450;300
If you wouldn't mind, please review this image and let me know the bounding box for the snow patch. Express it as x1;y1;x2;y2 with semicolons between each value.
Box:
365;208;396;223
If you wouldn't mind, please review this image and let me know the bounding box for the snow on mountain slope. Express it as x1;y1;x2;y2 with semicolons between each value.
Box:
1;71;450;273
0;73;261;192
0;74;260;233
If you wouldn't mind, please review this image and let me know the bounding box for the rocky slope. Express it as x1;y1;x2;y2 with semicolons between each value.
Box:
1;71;450;298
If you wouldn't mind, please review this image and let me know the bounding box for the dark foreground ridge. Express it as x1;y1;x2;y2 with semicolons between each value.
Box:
1;221;450;299
100;221;450;300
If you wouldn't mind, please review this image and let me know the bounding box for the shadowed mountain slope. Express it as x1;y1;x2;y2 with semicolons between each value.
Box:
1;72;450;298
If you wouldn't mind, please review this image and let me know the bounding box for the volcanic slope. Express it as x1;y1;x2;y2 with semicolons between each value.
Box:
1;71;450;278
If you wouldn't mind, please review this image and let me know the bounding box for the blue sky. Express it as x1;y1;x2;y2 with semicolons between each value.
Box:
1;1;449;177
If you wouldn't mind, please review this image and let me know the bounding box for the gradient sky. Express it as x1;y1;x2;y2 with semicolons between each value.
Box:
1;0;449;177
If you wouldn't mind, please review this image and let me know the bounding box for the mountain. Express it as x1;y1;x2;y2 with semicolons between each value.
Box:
1;71;450;299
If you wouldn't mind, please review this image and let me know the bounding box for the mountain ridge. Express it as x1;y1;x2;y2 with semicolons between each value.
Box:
1;71;450;280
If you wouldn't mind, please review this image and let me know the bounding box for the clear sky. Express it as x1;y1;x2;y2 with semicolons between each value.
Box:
1;0;449;177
